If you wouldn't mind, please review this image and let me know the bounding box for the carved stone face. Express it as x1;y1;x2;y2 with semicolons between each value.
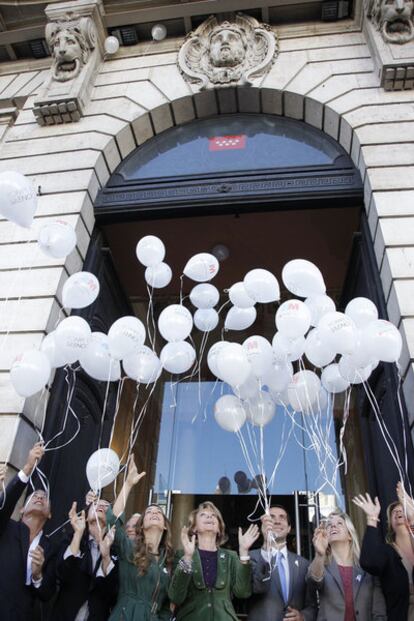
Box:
378;0;414;43
51;29;85;81
209;27;246;67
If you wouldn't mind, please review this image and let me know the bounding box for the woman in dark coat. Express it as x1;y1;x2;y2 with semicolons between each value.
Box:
107;456;173;621
353;482;414;621
168;501;259;621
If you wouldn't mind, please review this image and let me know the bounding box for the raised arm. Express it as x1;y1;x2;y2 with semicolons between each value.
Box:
112;456;145;518
352;493;387;575
0;442;44;533
307;526;329;586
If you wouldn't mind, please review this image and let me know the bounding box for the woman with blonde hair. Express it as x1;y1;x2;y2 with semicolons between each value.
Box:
106;456;173;621
353;482;414;621
307;510;386;621
168;500;259;620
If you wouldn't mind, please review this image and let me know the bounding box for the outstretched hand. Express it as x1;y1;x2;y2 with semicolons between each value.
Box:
312;526;329;557
181;526;196;561
23;442;45;477
396;481;414;523
352;492;381;522
239;524;260;556
126;456;146;488
69;501;86;536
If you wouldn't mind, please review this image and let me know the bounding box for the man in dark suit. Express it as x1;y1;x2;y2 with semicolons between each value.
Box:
50;492;118;620
0;442;57;621
247;505;317;621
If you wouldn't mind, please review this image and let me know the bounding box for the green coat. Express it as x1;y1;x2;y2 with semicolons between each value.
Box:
168;548;251;621
107;507;171;621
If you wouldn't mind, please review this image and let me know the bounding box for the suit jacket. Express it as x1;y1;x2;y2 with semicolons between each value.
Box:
169;548;251;621
0;474;57;621
51;532;118;621
306;559;387;621
247;548;317;621
360;524;409;621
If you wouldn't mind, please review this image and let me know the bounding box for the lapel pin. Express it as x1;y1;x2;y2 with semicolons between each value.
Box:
295;560;299;567
356;574;362;582
220;553;225;559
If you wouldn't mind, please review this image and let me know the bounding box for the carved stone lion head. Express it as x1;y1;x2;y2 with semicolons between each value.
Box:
178;13;278;89
46;15;96;82
370;0;414;43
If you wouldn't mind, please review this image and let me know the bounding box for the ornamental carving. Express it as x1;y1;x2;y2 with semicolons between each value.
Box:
34;0;105;125
366;0;414;43
178;13;278;89
46;15;96;82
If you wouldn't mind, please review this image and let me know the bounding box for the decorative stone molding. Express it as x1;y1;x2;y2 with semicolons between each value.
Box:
178;13;278;90
33;0;106;125
364;0;414;89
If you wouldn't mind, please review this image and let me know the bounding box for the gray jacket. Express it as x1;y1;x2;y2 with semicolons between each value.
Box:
247;548;317;621
306;559;387;621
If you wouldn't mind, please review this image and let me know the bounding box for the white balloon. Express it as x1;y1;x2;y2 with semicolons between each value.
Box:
263;360;293;393
282;259;326;297
338;355;372;385
207;341;231;378
37;220;77;259
136;235;165;267
244;391;275;427
232;374;260;400
104;35;120;54
321;363;350;393
194;308;219;332
158;304;193;342
304;328;336;367
302;386;329;414
62;272;100;309
0;170;37;228
363;319;402;363
216;343;251;386
305;294;336;327
318;311;357;355
123;345;161;383
161;341;196;374
347;330;375;368
108;316;145;360
151;23;167;41
345;297;378;328
272;332;305;363
55;316;91;364
228;282;255;308
145;262;172;288
214;395;246;432
276;300;311;339
86;448;120;491
40;331;68;368
244;269;280;303
183;253;219;282
288;370;321;412
224;306;256;331
190;283;219;309
80;332;120;382
10;350;51;397
242;335;273;379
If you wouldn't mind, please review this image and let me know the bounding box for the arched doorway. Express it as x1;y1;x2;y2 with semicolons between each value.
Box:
42;112;413;566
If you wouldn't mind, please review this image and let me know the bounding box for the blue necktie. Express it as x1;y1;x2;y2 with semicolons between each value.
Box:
277;550;288;603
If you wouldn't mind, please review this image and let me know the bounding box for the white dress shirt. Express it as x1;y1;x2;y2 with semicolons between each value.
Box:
18;470;43;589
261;544;290;599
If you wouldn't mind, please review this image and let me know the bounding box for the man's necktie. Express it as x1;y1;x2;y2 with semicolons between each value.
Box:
276;550;289;604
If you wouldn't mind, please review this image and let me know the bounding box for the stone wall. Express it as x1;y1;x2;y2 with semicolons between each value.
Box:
0;20;413;470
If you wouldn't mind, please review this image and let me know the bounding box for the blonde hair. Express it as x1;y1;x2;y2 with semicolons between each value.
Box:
325;510;360;567
188;501;228;546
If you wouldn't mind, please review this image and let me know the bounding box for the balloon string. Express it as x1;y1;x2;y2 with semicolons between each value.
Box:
108;376;127;449
44;365;79;451
396;364;413;496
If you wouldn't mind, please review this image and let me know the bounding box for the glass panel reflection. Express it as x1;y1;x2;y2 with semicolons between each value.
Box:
118;114;345;181
154;380;344;508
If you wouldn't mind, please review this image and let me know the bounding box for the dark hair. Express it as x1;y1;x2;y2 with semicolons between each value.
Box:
386;501;402;544
133;504;174;575
269;504;291;526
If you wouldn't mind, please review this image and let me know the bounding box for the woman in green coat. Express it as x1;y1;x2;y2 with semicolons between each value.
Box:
107;457;173;621
169;501;259;620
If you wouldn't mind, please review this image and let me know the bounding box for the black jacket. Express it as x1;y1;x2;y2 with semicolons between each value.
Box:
0;474;57;621
50;530;118;621
360;524;410;621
